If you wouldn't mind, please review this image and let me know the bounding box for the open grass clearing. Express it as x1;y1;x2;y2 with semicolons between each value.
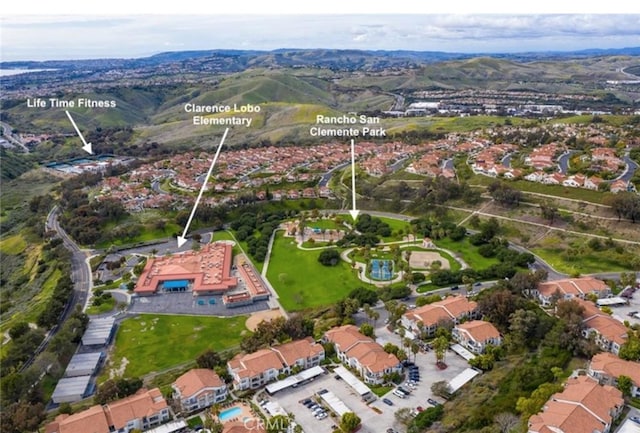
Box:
531;247;634;274
433;237;500;270
0;234;27;255
103;314;248;379
266;231;371;311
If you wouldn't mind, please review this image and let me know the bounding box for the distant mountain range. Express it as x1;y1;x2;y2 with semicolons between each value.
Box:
3;47;640;72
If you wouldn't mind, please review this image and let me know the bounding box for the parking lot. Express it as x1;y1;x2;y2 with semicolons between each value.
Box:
259;331;472;433
128;292;269;316
610;289;640;327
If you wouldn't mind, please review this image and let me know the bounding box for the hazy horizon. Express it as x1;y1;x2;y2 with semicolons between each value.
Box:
2;14;640;62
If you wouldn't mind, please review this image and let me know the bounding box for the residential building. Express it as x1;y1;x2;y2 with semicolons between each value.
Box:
402;295;478;337
588;352;640;398
172;369;228;413
528;376;623;433
227;338;324;390
452;320;502;354
323;325;401;385
46;388;170;433
535;277;610;306
574;299;628;355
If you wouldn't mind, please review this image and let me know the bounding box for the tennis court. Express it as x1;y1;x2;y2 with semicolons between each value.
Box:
370;259;393;280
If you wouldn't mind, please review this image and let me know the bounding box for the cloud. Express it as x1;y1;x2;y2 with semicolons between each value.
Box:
1;14;639;61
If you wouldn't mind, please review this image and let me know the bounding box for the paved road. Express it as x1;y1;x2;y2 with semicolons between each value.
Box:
20;207;94;371
46;206;93;311
318;162;350;187
0;121;29;152
616;152;639;183
557;150;577;174
501;153;512;168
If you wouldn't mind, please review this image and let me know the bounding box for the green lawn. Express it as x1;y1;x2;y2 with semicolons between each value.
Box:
86;295;117;315
531;247;632;275
266;231;371;311
432;237;500;269
0;234;27;255
105;314;249;378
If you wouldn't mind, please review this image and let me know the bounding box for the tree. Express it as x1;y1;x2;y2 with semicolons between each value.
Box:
540;203;559;225
619;272;638;289
516;382;563;419
318;249;341;266
433;335;449;365
395;407;414;425
617;375;633;397
431;380;451;399
494;412;519;433
8;322;30;340
196;349;222;369
359;323;375;338
340;412;361;433
349;287;379;306
478;289;521;332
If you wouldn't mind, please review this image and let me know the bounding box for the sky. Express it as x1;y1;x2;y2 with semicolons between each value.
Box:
2;2;640;62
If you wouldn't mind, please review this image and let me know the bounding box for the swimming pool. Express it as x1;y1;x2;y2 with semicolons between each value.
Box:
219;406;242;422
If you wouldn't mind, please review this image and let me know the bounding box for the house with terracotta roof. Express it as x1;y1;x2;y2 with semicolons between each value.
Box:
588;352;640;398
402;296;478;337
452;320;502;354
227;338;324;390
572;299;628;355
172;369;228;413
535;277;610;306
527;376;623;433
45;388;170;433
323;325;401;385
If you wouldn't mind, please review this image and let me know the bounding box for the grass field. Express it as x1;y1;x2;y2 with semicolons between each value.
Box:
305;219;342;230
433;237;500;269
266;231;370;311
86;296;117;315
0;234;27;255
105;314;249;379
531;247;633;274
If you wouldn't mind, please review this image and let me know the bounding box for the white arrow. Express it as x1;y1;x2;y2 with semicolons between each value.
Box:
65;110;93;154
349;138;360;222
177;128;229;248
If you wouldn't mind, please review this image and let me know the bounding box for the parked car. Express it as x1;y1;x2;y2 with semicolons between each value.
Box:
382;398;394;406
301;399;311;405
451;286;459;290
317;389;328;395
309;404;319;410
393;389;406;398
427;398;441;406
416;406;424;412
316;413;327;420
398;386;411;395
630;416;640;424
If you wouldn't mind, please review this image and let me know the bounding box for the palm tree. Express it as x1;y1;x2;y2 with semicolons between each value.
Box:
411;342;420;363
370;310;380;327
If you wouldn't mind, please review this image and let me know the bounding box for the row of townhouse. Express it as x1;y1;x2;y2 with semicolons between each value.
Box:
588;352;640;398
46;388;171;433
323;325;402;385
534;277;611;307
402;295;478;337
172;368;228;413
528;376;624;433
451;320;502;354
227;337;325;390
534;277;628;355
574;298;629;356
524;171;635;193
